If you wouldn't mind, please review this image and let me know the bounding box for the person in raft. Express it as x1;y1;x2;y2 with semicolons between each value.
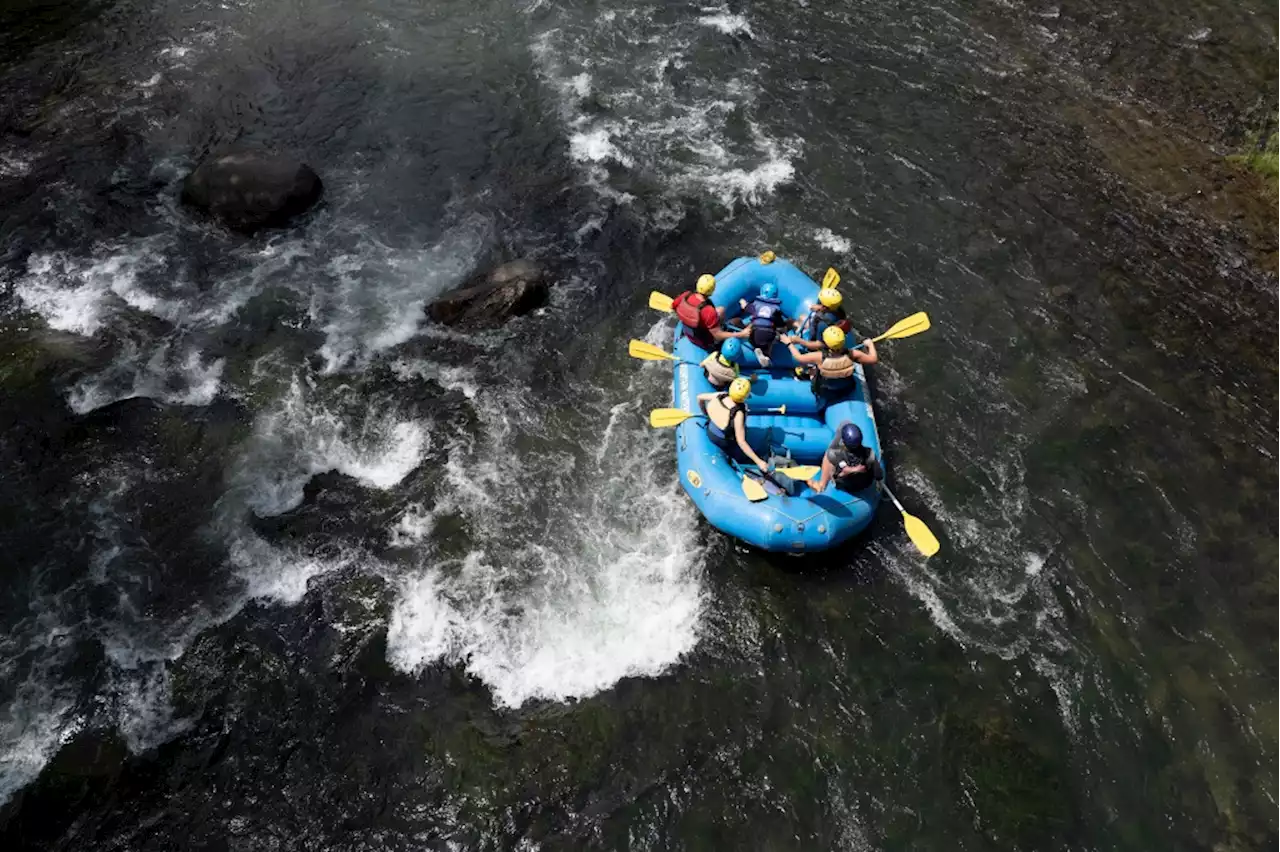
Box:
696;377;770;473
699;338;744;389
673;274;751;351
736;281;788;367
792;287;850;343
810;423;883;493
782;326;876;398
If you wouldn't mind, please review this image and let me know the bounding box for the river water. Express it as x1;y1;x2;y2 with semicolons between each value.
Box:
0;0;1275;848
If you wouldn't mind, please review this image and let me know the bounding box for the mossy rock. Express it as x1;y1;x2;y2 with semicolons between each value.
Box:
1226;114;1278;200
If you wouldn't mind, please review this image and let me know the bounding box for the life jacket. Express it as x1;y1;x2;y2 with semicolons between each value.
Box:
834;449;878;492
701;352;738;387
812;347;856;397
705;393;745;449
747;297;783;349
818;348;855;381
672;292;717;348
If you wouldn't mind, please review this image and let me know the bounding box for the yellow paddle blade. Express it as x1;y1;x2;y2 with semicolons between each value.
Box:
902;510;941;557
648;291;674;312
742;476;769;502
872;311;931;343
821;267;840;289
649;408;698;428
629;339;680;362
775;465;820;480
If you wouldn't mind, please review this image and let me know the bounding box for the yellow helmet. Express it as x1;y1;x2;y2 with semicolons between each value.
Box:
695;274;716;296
818;288;842;309
822;326;847;350
728;377;751;403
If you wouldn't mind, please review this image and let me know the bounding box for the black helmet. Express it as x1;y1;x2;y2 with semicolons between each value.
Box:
840;423;863;449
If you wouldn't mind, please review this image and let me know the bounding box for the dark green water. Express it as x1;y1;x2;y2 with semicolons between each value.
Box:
0;0;1275;849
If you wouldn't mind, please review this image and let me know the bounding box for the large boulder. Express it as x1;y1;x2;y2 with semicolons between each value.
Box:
427;259;550;329
181;151;322;232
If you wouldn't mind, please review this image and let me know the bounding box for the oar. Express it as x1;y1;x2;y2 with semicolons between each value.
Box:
855;312;931;348
882;486;941;557
648;405;787;428
629;339;695;365
742;477;768;502
774;465;821;480
649;291;674;312
821;267;840;289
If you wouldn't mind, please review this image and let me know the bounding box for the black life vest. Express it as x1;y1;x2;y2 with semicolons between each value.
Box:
705;393;745;448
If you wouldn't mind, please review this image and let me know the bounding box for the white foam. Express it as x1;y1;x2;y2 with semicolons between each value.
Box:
701;145;797;207
885;452;1082;731
386;570;462;670
311;221;488;373
232;376;428;518
67;344;224;414
530;11;798;216
0;689;80;806
386;368;707;707
229;530;352;605
569;127;634;167
0;151;32;177
698;11;754;37
390;358;481;399
15;251;143;335
462;523;706;707
9;240;256;334
110;665;191;752
813;227;853;254
568;72;592;97
389;502;444;546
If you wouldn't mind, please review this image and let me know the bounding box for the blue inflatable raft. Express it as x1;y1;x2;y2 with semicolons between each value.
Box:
669;254;883;553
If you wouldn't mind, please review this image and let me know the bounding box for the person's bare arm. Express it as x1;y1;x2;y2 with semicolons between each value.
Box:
781;333;822;351
733;412;769;472
787;343;821;364
852;338;878;365
711;325;751;342
811;455;835;491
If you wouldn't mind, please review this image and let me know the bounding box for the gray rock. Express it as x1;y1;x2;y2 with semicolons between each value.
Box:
181;151;322;232
427;259;550;328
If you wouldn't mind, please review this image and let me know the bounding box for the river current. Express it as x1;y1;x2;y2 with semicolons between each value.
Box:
0;0;1275;849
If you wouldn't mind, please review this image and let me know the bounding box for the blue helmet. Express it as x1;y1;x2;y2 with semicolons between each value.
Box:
840;423;863;449
759;282;779;301
719;338;743;362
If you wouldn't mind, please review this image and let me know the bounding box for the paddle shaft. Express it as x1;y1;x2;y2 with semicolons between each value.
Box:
881;485;907;513
684;405;788;418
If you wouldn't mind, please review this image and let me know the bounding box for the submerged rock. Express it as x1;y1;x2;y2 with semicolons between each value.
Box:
181;151;323;232
426;259;549;329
